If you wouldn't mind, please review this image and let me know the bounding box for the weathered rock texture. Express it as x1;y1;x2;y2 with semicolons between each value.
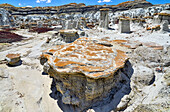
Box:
99;8;109;29
119;19;131;33
41;37;129;111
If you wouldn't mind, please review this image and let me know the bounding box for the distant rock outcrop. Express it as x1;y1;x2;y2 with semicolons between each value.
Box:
119;18;131;33
0;1;152;16
0;8;14;27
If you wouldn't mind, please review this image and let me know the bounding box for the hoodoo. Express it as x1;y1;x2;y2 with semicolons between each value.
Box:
40;37;132;111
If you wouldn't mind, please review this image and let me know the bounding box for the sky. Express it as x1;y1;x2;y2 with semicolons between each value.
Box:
0;0;169;7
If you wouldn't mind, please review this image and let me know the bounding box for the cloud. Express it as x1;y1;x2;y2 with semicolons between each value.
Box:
36;0;52;3
36;0;40;3
98;0;112;3
103;0;112;2
26;5;32;7
46;0;51;3
98;0;102;3
18;3;22;6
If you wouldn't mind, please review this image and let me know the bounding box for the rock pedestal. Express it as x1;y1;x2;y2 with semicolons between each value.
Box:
119;19;131;33
41;37;130;111
99;8;109;29
58;29;79;43
158;10;170;24
5;53;21;66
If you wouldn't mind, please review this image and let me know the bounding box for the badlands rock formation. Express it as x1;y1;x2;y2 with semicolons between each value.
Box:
119;19;131;33
99;8;109;29
40;37;132;111
161;20;169;32
0;0;170;112
0;8;14;27
58;30;79;43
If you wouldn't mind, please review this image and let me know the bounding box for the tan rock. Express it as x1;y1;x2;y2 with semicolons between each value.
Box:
5;53;21;66
40;37;129;110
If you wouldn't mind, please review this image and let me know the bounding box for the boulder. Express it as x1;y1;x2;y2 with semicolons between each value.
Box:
132;65;155;86
5;53;21;66
40;37;130;110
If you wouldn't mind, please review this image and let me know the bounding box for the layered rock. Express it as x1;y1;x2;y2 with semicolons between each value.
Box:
119;18;131;33
41;37;130;111
3;1;152;16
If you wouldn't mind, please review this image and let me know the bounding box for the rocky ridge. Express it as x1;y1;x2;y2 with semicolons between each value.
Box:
0;1;152;15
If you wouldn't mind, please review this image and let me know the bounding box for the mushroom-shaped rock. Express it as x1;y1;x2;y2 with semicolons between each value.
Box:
158;10;170;23
5;53;21;66
41;37;129;110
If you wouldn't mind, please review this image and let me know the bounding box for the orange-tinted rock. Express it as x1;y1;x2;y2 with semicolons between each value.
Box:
41;37;131;110
42;37;128;79
5;53;21;65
